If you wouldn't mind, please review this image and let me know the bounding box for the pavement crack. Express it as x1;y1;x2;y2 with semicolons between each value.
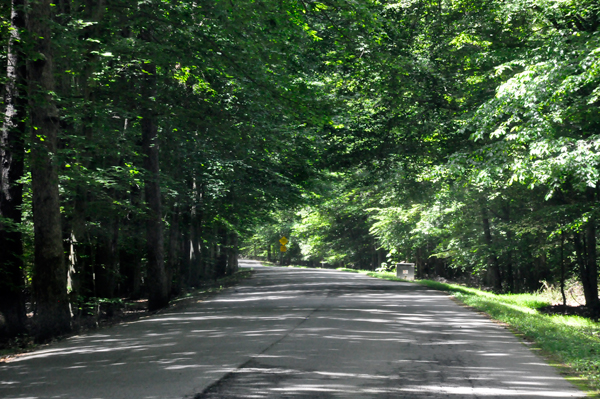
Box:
188;292;329;399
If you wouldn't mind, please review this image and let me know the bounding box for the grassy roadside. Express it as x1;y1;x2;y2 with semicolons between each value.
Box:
260;261;600;395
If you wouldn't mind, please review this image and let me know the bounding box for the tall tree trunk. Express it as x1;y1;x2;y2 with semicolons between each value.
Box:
572;231;591;302
119;184;143;298
0;0;27;339
377;246;385;270
189;179;204;284
573;189;600;309
371;245;378;271
560;232;567;307
583;187;599;309
502;204;514;293
179;208;191;289
416;247;424;278
67;0;106;303
232;232;238;271
205;223;218;280
190;216;202;285
141;61;168;310
166;206;180;295
267;242;272;262
226;230;238;275
94;217;119;298
28;0;71;340
480;200;502;292
215;226;228;278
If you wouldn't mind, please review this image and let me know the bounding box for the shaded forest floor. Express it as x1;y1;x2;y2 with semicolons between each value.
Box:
539;304;600;320
0;269;254;361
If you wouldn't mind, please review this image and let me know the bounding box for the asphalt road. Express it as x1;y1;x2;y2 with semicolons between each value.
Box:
0;260;586;398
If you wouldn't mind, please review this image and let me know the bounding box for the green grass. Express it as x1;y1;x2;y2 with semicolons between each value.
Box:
419;279;600;396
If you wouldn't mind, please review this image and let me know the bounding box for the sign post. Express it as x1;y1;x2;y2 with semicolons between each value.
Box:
279;236;288;264
279;236;288;252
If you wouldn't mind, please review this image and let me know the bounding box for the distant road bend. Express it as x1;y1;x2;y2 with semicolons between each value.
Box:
0;260;585;398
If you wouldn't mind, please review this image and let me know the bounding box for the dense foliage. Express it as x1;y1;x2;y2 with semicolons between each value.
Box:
1;0;599;342
246;0;600;307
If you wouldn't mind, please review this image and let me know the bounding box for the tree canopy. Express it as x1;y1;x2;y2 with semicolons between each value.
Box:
1;0;599;342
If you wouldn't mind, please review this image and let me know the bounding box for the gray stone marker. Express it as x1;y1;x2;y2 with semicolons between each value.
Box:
396;262;415;280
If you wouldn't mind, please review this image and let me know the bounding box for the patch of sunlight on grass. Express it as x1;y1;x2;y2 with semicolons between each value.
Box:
496;293;551;309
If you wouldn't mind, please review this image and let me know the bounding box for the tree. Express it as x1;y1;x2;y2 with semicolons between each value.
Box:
27;0;71;340
0;0;27;339
140;58;169;310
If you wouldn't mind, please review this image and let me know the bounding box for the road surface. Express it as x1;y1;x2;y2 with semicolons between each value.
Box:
0;260;585;398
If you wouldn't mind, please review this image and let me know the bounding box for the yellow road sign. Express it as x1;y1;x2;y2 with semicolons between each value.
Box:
280;245;287;252
279;236;288;245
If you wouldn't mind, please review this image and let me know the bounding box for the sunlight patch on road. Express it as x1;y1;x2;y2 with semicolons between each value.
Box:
7;342;177;362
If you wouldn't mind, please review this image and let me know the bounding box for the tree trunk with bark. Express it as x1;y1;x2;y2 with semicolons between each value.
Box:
267;242;272;262
480;200;502;292
166;207;180;296
212;225;227;278
28;0;71;340
190;216;202;286
119;184;143;298
583;187;599;309
502;204;514;293
560;232;567;307
94;218;119;298
226;231;238;275
141;62;168;311
0;0;27;339
179;208;191;289
572;188;600;310
58;0;105;306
